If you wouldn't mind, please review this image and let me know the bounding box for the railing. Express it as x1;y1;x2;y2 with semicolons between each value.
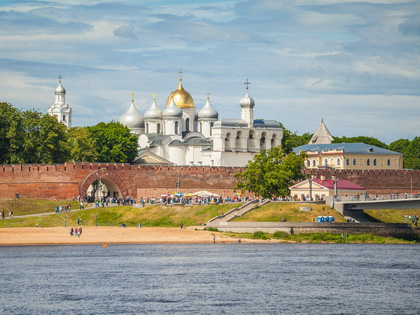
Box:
339;193;420;202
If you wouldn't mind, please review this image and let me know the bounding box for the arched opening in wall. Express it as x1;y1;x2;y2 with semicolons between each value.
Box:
271;133;279;148
247;130;257;152
87;178;121;201
186;118;190;131
80;170;129;202
312;160;316;167
235;130;242;151
157;123;161;133
260;132;267;150
199;122;202;133
175;121;179;134
225;132;232;151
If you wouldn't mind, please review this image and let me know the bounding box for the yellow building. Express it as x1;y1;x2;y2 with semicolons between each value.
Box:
294;121;403;170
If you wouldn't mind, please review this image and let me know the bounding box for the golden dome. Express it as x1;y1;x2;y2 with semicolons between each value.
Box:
166;79;195;108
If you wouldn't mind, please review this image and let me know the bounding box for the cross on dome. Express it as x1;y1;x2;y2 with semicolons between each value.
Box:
58;75;62;83
153;93;156;100
206;92;210;99
244;79;250;89
178;68;183;80
131;91;135;102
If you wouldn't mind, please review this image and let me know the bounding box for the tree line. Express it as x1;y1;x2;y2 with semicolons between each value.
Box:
0;102;138;165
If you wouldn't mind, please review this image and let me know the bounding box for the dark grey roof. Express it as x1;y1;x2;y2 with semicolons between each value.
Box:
253;119;281;129
169;137;211;146
214;119;247;128
293;143;402;155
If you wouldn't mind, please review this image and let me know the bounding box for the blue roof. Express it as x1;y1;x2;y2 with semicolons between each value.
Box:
293;143;401;155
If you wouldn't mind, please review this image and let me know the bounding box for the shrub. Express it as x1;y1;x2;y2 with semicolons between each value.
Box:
253;231;265;239
206;227;219;232
273;231;289;239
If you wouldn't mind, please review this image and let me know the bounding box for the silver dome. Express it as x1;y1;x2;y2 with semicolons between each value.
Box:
144;98;162;120
198;98;218;120
55;82;66;95
119;102;144;128
240;90;255;108
162;99;183;118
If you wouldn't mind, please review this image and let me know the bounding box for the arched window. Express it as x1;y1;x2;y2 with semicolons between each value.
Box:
199;122;202;133
225;133;232;151
325;159;328;166
146;123;149;133
373;159;377;166
346;158;350;165
367;159;370;166
387;159;391;166
186;118;190;131
337;158;341;166
157;123;161;133
63;115;66;122
307;160;310;167
210;122;214;135
353;158;357;165
175;121;179;134
313;160;316;167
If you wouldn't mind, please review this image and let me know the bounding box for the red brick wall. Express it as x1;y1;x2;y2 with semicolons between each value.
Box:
1;162;419;200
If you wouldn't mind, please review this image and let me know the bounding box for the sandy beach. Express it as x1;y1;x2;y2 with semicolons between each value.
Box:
0;226;264;246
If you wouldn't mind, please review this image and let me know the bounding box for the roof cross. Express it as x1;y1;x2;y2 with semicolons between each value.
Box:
178;68;183;79
206;92;210;99
244;79;250;89
152;93;156;100
58;75;62;83
131;91;135;102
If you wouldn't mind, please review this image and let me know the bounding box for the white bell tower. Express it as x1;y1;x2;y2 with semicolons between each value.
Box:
48;75;72;128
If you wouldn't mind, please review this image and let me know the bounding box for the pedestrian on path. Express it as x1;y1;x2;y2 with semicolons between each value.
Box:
213;234;216;243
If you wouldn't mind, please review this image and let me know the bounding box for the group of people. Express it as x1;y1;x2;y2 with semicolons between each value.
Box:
55;204;71;213
69;227;82;237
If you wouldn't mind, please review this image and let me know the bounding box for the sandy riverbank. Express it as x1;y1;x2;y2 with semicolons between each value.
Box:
0;227;266;246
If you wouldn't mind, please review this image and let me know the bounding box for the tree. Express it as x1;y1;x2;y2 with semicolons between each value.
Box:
87;121;138;163
66;127;98;162
404;137;420;169
279;121;312;154
234;146;306;199
333;136;388;149
389;138;410;154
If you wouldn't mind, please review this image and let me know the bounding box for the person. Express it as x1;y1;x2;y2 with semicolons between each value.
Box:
70;228;73;236
238;239;241;243
79;227;83;236
213;234;216;243
290;227;294;235
180;223;184;229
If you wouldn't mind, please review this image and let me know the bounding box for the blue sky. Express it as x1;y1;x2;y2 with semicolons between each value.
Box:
1;0;419;144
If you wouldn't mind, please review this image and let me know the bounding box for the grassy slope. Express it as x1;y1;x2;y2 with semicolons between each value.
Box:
233;202;346;223
0;203;241;228
364;209;420;223
0;198;83;216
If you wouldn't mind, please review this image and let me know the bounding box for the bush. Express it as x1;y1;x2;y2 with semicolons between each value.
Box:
252;231;265;239
273;231;290;239
206;227;219;232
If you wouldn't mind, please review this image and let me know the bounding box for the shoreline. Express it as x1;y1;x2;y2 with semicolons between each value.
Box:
0;227;268;246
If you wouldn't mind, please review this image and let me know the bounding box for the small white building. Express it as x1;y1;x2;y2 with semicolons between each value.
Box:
48;76;72;128
119;74;283;167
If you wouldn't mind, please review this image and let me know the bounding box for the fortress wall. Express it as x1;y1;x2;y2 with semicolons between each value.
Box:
1;162;420;200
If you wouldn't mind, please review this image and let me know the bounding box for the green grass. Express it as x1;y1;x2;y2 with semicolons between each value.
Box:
364;209;420;224
0;203;241;228
0;198;87;216
233;202;346;223
226;231;418;244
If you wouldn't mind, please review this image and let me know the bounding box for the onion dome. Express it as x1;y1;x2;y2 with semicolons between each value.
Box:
144;95;162;120
119;94;144;128
166;78;195;109
240;88;255;108
198;95;218;120
55;76;66;95
162;99;183;119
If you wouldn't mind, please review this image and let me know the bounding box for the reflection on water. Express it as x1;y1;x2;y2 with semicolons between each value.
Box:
0;244;419;314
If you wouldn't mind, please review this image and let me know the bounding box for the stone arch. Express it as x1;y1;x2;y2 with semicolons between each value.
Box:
80;169;129;198
225;132;233;151
235;130;243;151
247;129;257;152
260;132;268;150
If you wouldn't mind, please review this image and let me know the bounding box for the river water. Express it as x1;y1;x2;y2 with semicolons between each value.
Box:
0;244;419;314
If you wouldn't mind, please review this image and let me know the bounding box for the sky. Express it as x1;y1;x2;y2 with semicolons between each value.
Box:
0;0;419;144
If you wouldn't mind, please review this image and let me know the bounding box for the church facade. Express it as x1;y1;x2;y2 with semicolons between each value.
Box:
47;76;72;128
119;75;283;167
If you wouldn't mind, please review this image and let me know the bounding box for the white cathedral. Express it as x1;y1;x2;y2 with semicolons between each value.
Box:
48;73;283;167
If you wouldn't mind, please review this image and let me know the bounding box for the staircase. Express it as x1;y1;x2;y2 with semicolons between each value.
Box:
206;199;269;225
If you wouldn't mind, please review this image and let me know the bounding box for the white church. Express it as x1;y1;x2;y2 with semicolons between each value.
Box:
48;73;283;167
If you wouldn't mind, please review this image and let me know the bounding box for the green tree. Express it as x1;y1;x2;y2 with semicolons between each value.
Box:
66;127;98;162
279;122;312;153
234;146;306;199
333;136;388;149
389;138;410;154
404;137;420;169
87;121;138;163
0;102;22;163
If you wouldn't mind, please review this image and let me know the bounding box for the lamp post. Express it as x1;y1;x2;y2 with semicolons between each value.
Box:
309;178;313;201
333;178;339;200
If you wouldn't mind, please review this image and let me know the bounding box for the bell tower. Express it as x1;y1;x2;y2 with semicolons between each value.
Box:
47;75;72;128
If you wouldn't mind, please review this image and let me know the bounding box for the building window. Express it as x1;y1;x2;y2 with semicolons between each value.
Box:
313;160;316;167
373;159;377;166
157;123;161;133
325;159;328;166
210;122;214;135
337;158;341;166
63;115;66;122
307;160;310;167
186;118;190;131
346;158;350;165
175;121;179;134
146;123;149;133
367;159;370;166
387;159;391;166
353;158;357;165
